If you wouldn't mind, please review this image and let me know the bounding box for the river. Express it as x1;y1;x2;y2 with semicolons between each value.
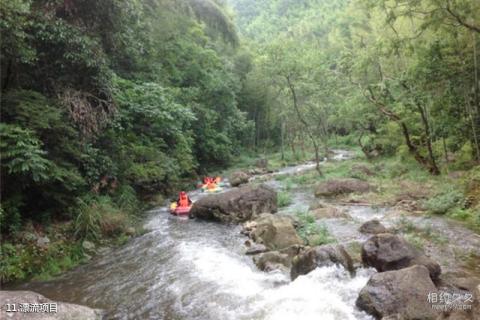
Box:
13;153;376;320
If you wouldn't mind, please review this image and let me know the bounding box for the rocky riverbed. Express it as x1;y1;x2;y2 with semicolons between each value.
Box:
4;150;480;320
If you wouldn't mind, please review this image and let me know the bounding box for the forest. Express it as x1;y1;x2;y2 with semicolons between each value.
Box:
1;0;479;288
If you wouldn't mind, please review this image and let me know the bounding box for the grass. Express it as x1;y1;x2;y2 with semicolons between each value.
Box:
277;191;293;207
396;216;448;247
295;211;335;246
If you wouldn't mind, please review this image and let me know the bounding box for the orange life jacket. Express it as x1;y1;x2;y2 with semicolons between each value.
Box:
207;182;216;190
178;193;190;207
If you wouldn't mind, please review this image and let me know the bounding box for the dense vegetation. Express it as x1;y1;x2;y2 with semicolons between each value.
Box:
229;0;480;174
0;0;254;282
1;0;479;283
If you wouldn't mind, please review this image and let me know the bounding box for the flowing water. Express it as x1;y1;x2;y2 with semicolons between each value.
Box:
13;158;376;320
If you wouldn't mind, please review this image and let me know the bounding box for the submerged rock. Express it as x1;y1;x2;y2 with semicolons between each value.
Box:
290;244;354;280
362;233;441;280
189;184;277;223
0;290;103;320
359;219;388;234
250;214;304;250
229;170;250;187
356;265;439;320
315;178;371;197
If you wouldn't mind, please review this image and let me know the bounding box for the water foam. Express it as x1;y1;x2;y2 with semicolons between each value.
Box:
177;241;374;320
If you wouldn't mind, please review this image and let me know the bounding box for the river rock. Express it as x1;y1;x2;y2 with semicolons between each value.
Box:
250;213;304;250
125;227;136;236
315;178;371;197
475;284;480;320
356;265;439;320
362;233;441;281
229;171;250;187
359;219;388;234
438;274;480;293
0;290;103;320
253;251;290;272
343;241;363;266
245;243;268;255
291;244;355;280
435;287;478;320
82;240;96;252
310;206;350;219
189;184;277;223
381;315;404;320
279;244;305;259
36;236;50;248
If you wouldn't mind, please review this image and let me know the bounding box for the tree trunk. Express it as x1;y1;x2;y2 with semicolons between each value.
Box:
465;93;480;161
358;131;372;159
280;118;285;161
442;136;449;171
365;86;438;174
286;76;323;175
415;102;440;175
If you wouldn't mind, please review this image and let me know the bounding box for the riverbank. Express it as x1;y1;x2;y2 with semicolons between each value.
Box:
0;193;149;286
261;152;480;276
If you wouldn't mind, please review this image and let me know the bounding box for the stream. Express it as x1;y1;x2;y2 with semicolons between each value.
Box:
11;150;479;319
12;152;376;320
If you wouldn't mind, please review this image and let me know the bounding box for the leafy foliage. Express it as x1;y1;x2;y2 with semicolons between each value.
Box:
424;187;465;215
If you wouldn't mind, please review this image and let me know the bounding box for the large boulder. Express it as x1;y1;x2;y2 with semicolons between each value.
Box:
229;171;250;187
356;265;439;320
315;178;371;197
253;251;290;272
359;219;388;234
250;214;304;250
0;290;103;320
362;233;441;280
190;184;277;222
291;244;355;280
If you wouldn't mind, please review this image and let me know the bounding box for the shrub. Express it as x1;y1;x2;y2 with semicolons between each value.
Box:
424;187;464;215
100;212;128;237
74;198;102;240
75;196;134;240
295;211;335;245
113;185;141;215
0;243;26;283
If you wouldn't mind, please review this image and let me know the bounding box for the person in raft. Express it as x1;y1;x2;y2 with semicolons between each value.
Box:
176;191;192;207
